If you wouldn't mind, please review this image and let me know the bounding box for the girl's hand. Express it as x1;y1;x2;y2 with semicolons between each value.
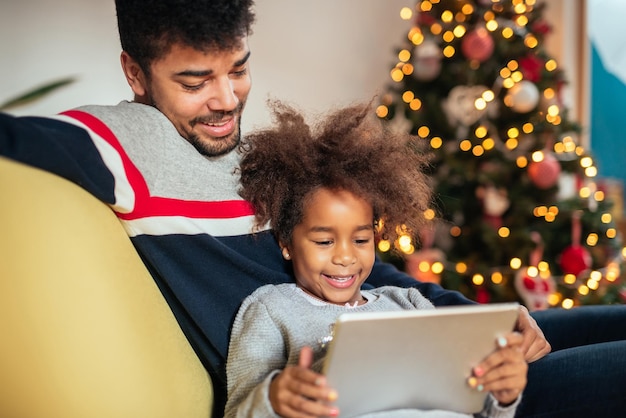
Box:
269;346;339;418
467;332;528;406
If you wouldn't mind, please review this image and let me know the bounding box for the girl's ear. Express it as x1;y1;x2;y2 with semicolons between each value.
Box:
280;245;291;260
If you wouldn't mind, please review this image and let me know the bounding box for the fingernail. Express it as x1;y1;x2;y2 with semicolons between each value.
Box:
467;376;478;388
477;384;484;392
329;407;339;417
473;366;484;377
315;377;325;386
497;336;508;348
328;390;338;401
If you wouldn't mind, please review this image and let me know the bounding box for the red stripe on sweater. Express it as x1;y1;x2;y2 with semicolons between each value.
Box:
61;109;255;220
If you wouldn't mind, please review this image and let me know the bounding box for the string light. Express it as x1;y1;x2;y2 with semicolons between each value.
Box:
420;1;433;12
545;59;558;71
505;138;518;150
472;274;485;285
430;136;443;149
400;7;413;20
377;239;391;253
502;27;514;39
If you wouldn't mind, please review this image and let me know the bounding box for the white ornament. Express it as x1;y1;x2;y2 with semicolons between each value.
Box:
412;40;442;81
386;110;413;134
557;172;578;200
482;186;510;217
506;80;540;113
514;268;556;311
514;232;555;311
442;85;490;127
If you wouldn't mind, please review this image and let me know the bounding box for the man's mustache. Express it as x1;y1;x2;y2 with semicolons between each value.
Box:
190;102;244;126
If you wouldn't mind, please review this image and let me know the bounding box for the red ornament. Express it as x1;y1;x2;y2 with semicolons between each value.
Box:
519;54;544;83
531;19;552;36
559;245;592;276
528;152;561;189
461;28;494;62
559;211;592;276
476;287;490;304
416;13;436;27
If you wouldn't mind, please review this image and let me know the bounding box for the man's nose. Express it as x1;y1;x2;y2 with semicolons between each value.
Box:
207;77;238;111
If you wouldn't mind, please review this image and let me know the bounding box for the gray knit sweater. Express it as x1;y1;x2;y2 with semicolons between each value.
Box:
225;284;519;418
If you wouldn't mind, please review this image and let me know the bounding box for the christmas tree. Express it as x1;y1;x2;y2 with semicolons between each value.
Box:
376;0;625;310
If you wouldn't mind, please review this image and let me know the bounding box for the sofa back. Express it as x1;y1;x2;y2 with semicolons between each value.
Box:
0;157;212;418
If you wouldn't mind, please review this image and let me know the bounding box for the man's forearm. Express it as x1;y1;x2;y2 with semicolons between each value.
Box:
366;257;476;306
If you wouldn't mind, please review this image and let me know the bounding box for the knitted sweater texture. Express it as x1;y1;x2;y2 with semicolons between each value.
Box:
225;284;518;418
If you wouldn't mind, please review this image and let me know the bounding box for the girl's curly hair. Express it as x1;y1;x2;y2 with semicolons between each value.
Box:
238;100;433;249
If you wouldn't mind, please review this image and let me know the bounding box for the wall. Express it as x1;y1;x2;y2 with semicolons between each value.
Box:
0;0;411;133
546;1;587;128
587;0;626;195
0;1;124;116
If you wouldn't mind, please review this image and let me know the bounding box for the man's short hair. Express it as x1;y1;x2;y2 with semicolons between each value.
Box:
115;0;255;73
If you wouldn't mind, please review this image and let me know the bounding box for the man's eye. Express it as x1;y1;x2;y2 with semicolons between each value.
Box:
182;83;204;91
232;68;248;77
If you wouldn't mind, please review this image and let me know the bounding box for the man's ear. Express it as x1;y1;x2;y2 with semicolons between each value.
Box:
120;51;148;100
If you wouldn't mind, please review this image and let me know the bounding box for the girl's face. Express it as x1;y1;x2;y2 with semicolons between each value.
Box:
282;188;376;306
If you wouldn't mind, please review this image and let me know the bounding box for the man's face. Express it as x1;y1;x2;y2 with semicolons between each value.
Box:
138;39;251;156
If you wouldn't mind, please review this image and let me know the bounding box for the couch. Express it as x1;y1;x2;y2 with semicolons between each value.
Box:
0;157;213;417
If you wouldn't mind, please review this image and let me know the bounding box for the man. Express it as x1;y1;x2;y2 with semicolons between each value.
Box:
1;1;625;417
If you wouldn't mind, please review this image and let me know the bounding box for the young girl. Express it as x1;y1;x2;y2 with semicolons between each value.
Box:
225;101;527;418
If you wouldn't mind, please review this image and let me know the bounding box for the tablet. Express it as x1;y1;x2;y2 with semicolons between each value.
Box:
321;303;519;417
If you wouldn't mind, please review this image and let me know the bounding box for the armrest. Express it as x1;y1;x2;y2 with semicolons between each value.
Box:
0;157;212;418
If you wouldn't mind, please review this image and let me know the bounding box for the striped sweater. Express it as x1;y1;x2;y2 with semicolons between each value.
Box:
0;101;473;416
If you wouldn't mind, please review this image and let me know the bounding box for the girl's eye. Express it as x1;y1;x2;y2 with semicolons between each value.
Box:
355;238;371;245
314;240;333;246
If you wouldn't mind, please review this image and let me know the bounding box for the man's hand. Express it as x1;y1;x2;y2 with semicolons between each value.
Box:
269;346;339;418
515;305;551;362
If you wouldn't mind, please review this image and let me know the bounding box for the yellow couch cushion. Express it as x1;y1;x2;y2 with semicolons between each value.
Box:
0;157;212;418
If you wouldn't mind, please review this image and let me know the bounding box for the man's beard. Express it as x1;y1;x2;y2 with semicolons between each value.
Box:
187;124;241;157
188;102;245;157
149;97;245;157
